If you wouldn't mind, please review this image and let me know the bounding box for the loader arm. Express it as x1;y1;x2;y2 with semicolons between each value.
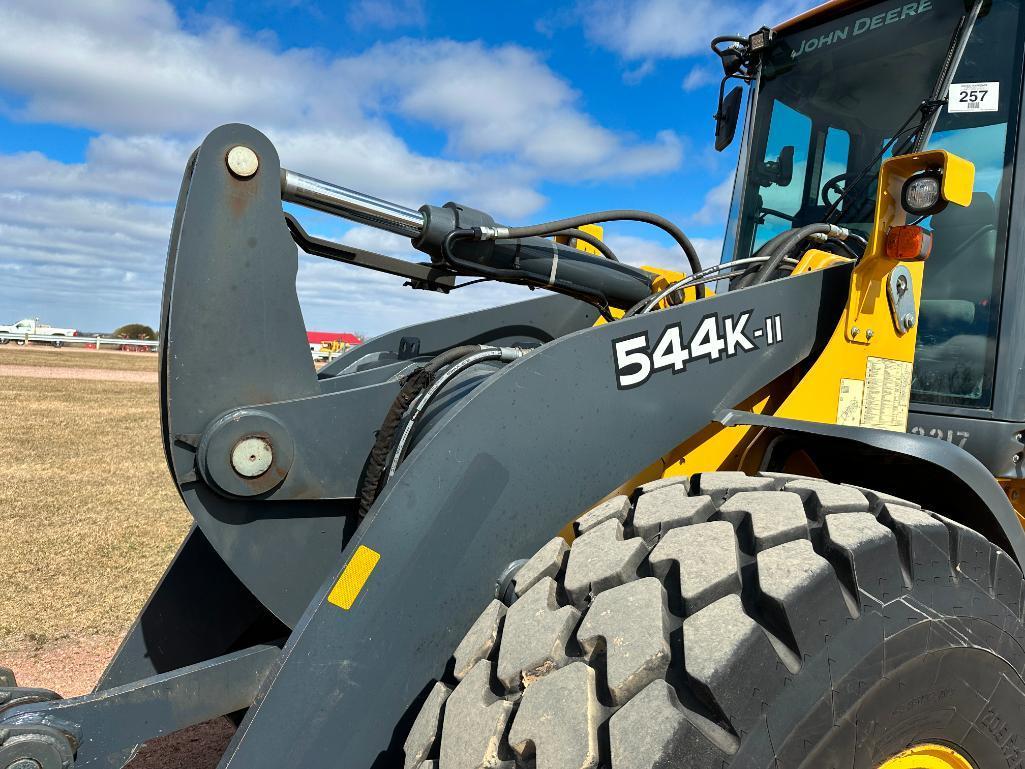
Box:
0;124;851;769
156;125;849;767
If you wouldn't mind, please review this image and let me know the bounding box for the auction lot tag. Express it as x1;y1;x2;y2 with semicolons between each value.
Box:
949;82;1000;113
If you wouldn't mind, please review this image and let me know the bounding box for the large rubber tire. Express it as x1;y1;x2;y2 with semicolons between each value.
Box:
400;471;1025;769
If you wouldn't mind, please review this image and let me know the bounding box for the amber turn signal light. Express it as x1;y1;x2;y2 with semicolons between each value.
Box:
886;225;933;261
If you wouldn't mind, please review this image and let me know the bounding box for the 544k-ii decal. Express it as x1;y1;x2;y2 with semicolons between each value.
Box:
612;311;784;389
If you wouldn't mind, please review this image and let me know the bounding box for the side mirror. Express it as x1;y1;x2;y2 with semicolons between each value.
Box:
774;145;794;186
715;86;743;152
756;145;795;187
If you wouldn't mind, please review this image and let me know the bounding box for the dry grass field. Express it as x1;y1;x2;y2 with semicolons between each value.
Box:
0;345;238;766
0;348;188;655
0;344;158;371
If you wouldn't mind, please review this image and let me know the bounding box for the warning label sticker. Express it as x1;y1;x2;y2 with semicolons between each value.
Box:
861;357;913;431
837;379;864;426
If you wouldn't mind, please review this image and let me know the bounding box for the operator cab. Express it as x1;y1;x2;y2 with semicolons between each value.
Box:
722;0;1024;413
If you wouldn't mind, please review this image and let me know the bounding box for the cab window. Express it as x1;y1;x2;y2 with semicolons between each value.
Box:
752;101;812;251
726;0;1023;409
913;0;1022;407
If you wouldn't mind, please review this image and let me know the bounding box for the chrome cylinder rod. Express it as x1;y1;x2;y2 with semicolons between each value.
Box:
280;169;425;239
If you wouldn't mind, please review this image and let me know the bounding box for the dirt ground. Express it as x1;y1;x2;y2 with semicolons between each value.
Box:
0;347;231;765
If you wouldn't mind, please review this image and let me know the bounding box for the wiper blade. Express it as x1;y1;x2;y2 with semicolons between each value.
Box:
822;100;943;223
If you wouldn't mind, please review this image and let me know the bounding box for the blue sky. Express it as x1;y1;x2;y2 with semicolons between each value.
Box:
0;0;806;335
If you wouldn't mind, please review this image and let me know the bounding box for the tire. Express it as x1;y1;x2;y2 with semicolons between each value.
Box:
15;339;25;346
401;471;1025;769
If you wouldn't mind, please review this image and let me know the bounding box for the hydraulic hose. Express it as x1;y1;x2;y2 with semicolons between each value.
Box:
628;254;799;315
750;223;847;286
481;210;705;297
731;229;799;289
552;229;620;262
357;345;484;517
387;347;525;480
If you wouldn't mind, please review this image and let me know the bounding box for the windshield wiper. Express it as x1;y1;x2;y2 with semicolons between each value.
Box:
823;0;987;224
821;99;945;223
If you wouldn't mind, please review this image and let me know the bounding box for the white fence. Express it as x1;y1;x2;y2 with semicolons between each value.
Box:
0;332;159;350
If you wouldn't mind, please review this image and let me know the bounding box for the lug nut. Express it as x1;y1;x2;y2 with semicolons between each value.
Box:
226;145;259;178
231;436;273;478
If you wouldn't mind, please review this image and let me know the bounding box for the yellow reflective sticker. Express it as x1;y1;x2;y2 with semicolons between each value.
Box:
328;545;380;610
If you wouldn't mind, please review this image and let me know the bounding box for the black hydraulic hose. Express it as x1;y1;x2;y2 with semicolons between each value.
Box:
495;210;705;297
828;238;862;260
732;229;798;289
552;228;620;262
357;345;483;517
388;347;512;480
750;224;833;286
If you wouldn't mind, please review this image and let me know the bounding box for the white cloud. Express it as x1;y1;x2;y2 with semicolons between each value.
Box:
335;39;682;181
576;0;809;61
693;172;736;225
605;233;722;270
0;0;694;334
0;3;681;188
346;0;427;30
622;60;656;85
682;65;719;92
0;135;190;202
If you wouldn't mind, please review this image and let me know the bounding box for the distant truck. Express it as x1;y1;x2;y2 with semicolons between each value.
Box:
0;318;78;346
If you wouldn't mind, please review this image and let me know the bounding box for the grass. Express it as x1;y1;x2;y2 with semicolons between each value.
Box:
0;368;190;650
0;345;157;372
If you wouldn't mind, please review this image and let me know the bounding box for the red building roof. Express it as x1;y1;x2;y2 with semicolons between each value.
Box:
307;331;362;345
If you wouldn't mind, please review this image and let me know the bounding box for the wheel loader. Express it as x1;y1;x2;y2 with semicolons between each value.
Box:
4;0;1025;767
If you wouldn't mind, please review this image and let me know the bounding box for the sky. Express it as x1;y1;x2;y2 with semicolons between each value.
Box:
0;0;809;336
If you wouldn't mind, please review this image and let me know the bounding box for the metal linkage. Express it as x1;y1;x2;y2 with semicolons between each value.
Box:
0;686;60;717
0;645;278;769
0;723;76;769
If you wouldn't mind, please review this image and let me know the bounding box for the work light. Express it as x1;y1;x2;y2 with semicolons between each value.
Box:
901;170;947;217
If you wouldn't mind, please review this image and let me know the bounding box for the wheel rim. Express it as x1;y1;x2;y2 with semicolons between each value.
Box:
877;744;976;769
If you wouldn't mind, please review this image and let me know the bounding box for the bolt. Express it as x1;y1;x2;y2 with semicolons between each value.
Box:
226;145;259;178
1015;454;1022;464
1017;432;1024;443
896;274;908;295
902;313;916;329
851;327;860;337
865;329;874;340
231;436;273;478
